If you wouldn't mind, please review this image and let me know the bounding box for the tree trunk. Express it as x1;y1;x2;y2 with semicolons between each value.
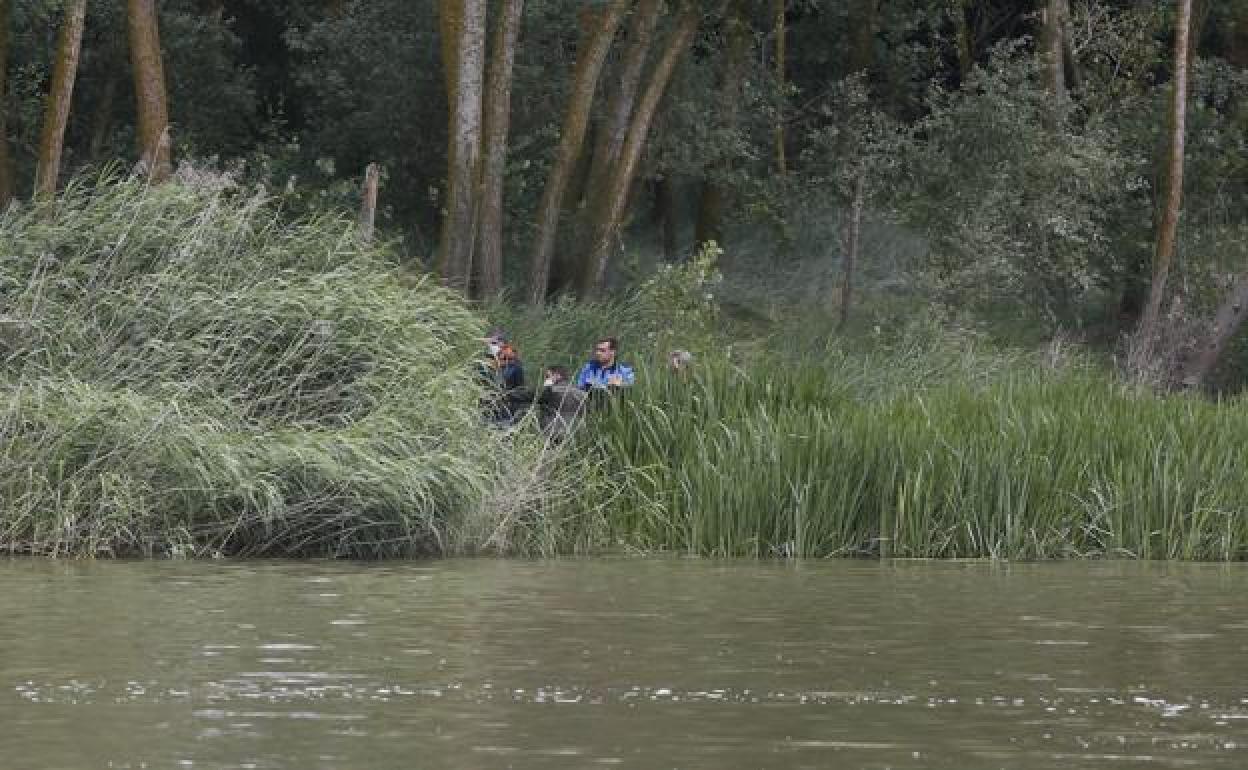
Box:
838;174;865;331
34;0;86;199
951;0;973;84
1179;274;1248;390
0;0;14;208
1041;0;1067;112
1135;0;1191;361
848;0;877;75
584;0;662;212
88;71;121;162
474;0;524;299
128;0;172;183
526;0;629;304
582;3;701;296
772;0;786;176
436;0;488;290
695;0;748;251
655;175;678;261
358;162;380;243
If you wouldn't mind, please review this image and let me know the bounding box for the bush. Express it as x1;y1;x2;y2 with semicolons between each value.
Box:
0;173;534;557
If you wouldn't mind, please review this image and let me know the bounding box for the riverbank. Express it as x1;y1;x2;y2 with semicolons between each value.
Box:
1;178;1245;560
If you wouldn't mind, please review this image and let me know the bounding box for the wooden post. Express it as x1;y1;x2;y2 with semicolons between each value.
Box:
359;163;380;243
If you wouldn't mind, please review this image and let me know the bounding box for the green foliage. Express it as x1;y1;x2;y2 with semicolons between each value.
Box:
586;345;1248;560
0;173;567;557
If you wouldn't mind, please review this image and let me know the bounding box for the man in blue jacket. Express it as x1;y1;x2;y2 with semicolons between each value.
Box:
576;336;635;391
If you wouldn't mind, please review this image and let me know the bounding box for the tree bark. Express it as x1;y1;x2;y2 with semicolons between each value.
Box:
838;174;865;331
128;0;173;183
772;0;786;176
951;0;973;84
848;0;877;75
526;0;629;304
88;71;121;162
656;175;678;261
0;0;14;208
1135;0;1191;361
1041;0;1067;112
695;0;748;251
436;0;487;290
34;0;87;199
584;0;662;213
1179;274;1248;390
474;0;524;299
582;3;701;295
358;162;380;243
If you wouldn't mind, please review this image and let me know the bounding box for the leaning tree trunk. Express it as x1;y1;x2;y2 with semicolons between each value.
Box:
128;0;172;183
951;0;973;84
1134;0;1191;365
0;0;14;207
474;0;524;299
584;0;662;214
526;0;629;304
436;0;488;290
34;0;87;199
581;4;702;296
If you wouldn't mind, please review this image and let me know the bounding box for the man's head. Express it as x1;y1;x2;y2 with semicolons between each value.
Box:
593;337;619;367
543;365;569;387
484;327;508;357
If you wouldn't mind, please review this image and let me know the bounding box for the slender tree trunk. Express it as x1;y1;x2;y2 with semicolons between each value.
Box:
655;175;678;261
951;0;973;83
474;0;524;298
1041;0;1067;112
585;0;662;210
358;162;380;243
695;0;748;251
848;0;877;75
838;174;864;331
1180;274;1248;390
88;71;121;162
437;0;487;290
1135;0;1191;361
128;0;172;183
772;0;786;175
526;0;629;304
0;0;14;208
582;4;701;295
34;0;87;199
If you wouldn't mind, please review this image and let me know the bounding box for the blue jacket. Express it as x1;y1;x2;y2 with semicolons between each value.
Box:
576;359;635;390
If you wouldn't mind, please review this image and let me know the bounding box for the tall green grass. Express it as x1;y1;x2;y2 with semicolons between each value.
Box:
587;355;1248;560
0;174;590;558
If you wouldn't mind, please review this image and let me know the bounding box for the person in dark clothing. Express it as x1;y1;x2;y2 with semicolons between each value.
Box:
537;365;587;439
479;330;530;423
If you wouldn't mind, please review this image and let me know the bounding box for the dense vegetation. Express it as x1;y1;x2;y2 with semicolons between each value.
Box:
2;1;1247;558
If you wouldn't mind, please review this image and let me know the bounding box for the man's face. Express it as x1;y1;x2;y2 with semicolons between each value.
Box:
594;342;615;366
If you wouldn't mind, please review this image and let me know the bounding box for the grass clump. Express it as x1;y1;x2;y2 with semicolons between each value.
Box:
0;174;563;557
588;350;1248;561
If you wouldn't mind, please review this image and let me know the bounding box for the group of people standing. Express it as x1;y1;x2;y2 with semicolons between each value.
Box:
478;328;639;435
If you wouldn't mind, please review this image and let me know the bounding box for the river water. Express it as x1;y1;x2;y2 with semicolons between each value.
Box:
1;559;1245;769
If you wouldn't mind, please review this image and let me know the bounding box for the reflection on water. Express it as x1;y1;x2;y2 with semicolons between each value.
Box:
1;559;1245;769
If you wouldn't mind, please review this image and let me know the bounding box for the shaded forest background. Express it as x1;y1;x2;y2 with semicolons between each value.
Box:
8;0;1248;387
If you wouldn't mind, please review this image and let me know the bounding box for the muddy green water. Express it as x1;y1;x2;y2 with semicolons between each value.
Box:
1;559;1246;769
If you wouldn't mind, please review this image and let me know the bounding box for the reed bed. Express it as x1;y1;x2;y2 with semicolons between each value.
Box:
588;358;1248;560
0;174;585;558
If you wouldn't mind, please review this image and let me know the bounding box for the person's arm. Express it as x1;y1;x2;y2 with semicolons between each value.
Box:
575;363;593;390
618;364;635;386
